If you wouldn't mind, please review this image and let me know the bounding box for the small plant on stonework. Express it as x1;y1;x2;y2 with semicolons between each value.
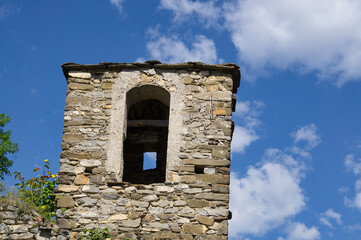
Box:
0;186;33;215
14;159;59;220
77;228;111;240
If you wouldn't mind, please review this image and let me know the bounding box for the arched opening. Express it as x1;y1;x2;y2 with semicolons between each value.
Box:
123;85;170;184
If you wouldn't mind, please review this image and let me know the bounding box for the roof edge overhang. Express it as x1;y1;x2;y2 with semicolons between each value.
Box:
61;60;240;93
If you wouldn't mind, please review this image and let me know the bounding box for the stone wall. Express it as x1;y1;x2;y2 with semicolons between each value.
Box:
56;61;240;239
0;204;57;239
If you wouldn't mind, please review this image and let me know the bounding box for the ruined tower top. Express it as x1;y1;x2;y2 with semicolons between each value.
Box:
57;61;240;239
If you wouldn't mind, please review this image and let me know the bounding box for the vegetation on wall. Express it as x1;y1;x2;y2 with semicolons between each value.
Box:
77;228;111;240
14;159;59;220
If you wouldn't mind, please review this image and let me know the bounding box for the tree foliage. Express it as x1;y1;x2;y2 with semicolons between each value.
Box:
0;113;19;180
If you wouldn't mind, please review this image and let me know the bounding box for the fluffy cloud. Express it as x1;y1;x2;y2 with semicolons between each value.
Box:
285;222;320;240
159;0;220;26
345;154;361;175
231;101;264;153
224;0;361;86
229;124;320;238
231;126;259;154
291;124;321;149
319;209;342;228
229;164;305;237
344;152;361;210
110;0;125;13
160;0;361;86
145;29;218;64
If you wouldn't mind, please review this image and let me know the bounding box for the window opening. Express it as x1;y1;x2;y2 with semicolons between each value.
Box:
143;152;157;170
123;85;170;184
195;165;206;174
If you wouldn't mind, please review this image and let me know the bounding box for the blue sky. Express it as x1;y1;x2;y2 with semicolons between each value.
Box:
1;0;361;239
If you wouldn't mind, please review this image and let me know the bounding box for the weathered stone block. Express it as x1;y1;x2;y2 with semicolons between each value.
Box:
154;231;178;239
57;196;75;208
107;214;128;221
59;165;85;175
195;174;230;184
155;186;174;193
121;219;141;228
82;185;99;193
196;216;214;226
68;83;94;90
90;175;104;184
57;219;73;229
180;175;196;183
57;184;79;192
212;149;230;159
80;159;101;168
182;224;207;234
8;224;29;233
211;183;229;193
74;174;89;185
62;133;84;142
81;211;99;219
65;96;91;107
182;159;230;167
186;199;210;208
61;151;90;160
101;82;113;90
68;71;92;79
195;193;229;201
77;197;97;207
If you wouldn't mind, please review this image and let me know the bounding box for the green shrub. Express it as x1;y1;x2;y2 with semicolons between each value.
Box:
14;159;58;220
77;228;111;240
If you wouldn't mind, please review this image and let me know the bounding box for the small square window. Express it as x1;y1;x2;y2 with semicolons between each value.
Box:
143;152;157;170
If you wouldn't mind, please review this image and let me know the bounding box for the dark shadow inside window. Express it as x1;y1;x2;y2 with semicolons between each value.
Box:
123;86;170;184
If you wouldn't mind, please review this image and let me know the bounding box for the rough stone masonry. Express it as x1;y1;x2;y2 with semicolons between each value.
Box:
56;60;240;239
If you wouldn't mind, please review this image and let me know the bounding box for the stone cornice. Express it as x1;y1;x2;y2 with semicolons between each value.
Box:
61;60;241;93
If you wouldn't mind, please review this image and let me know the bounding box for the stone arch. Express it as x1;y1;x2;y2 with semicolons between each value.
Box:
122;85;170;184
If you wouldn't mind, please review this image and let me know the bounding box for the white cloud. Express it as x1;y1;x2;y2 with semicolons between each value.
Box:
286;222;320;240
231;126;259;154
291;124;321;149
324;209;342;225
345;154;361;175
319;217;332;228
160;0;361;85
263;148;305;178
344;151;361;211
223;0;361;86
230;124;320;238
231;100;264;153
159;0;220;26
110;0;125;13
338;186;349;193
319;209;342;228
0;3;20;20
229;165;305;237
145;30;218;64
345;223;361;231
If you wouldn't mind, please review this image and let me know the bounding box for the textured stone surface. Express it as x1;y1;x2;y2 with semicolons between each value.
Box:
0;205;56;238
54;62;240;239
74;174;89;185
57;196;75;208
183;224;207;234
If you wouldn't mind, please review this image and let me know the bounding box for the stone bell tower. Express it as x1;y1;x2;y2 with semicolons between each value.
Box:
57;61;240;239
